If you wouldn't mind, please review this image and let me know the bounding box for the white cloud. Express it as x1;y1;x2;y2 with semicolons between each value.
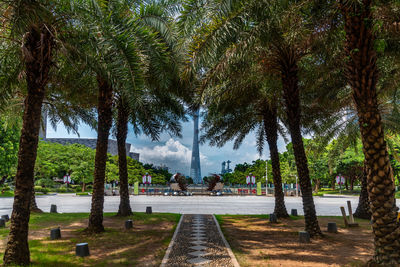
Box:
131;138;211;175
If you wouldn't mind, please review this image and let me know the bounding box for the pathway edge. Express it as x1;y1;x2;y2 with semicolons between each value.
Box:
160;214;184;267
212;214;241;267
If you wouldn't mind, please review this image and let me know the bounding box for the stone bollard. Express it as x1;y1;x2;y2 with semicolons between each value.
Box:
146;206;152;214
1;215;9;222
50;228;61;240
327;222;338;233
50;204;57;213
125;220;133;229
291;209;298;216
269;213;277;223
0;219;5;228
76;243;90;257
299;231;310;243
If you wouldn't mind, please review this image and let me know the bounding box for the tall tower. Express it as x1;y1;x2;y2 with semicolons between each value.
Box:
190;109;202;183
39;110;47;140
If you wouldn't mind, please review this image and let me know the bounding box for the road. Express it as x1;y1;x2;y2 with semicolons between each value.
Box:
0;194;374;217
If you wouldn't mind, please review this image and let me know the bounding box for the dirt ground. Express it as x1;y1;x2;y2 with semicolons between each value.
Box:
219;215;373;267
0;213;177;266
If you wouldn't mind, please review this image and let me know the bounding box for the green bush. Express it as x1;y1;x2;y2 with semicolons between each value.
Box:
34;186;49;194
35;178;55;188
74;186;82;192
57;187;67;193
1;185;10;191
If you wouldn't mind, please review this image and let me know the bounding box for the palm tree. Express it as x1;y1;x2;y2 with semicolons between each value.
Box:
329;0;400;261
200;50;289;217
0;1;58;264
187;0;325;236
68;0;184;230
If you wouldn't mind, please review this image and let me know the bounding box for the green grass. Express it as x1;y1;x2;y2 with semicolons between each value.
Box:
313;188;361;196
76;192;90;196
0;191;14;197
0;212;180;266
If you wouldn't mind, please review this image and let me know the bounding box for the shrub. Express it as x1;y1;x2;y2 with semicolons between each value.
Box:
34;186;49;194
74;186;82;192
57;187;67;193
1;185;10;191
35;178;55;188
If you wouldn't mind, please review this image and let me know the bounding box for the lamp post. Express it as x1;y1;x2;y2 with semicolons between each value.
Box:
265;160;268;196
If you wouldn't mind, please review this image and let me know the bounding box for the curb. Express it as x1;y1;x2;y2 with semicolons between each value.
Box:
212;215;240;267
160;214;184;267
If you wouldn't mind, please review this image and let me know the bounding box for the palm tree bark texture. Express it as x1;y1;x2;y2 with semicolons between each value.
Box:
341;0;400;264
30;187;43;213
87;76;113;233
3;25;54;265
278;46;322;237
116;98;133;216
262;104;289;218
354;161;371;219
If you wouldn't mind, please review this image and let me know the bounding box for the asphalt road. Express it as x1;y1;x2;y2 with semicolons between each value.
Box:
0;194;373;217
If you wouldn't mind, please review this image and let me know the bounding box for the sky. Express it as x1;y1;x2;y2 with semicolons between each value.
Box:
47;115;288;176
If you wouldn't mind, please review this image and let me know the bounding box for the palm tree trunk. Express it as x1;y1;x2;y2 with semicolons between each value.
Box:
3;24;53;266
263;105;289;218
278;47;322;237
87;76;113;233
341;0;400;263
30;187;42;213
354;161;371;219
116;98;132;216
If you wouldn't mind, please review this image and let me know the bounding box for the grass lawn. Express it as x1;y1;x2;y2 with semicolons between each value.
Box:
313;188;361;197
217;214;373;267
0;191;14;197
0;212;180;266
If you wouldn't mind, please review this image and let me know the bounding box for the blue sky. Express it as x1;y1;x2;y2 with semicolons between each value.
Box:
47;116;288;176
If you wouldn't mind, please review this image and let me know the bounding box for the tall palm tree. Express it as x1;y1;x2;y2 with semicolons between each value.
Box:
338;0;400;262
68;0;183;230
187;0;326;236
0;1;58;264
200;49;290;217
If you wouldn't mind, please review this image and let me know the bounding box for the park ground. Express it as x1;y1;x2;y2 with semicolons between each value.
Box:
0;212;374;266
0;212;180;266
217;215;373;267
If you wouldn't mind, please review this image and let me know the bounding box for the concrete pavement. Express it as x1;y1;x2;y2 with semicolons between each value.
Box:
0;194;374;217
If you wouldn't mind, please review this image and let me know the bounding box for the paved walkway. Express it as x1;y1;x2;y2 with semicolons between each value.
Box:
0;195;375;217
161;214;239;267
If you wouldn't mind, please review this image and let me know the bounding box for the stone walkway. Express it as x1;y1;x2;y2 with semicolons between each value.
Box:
161;214;240;266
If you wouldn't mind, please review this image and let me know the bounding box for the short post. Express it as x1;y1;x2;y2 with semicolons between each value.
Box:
76;243;90;257
291;209;298;216
50;228;61;240
299;231;310;243
50;204;57;213
146;206;152;214
1;215;9;222
269;213;277;223
0;218;5;228
125;220;133;229
340;206;349;227
327;222;338;233
347;201;355;223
